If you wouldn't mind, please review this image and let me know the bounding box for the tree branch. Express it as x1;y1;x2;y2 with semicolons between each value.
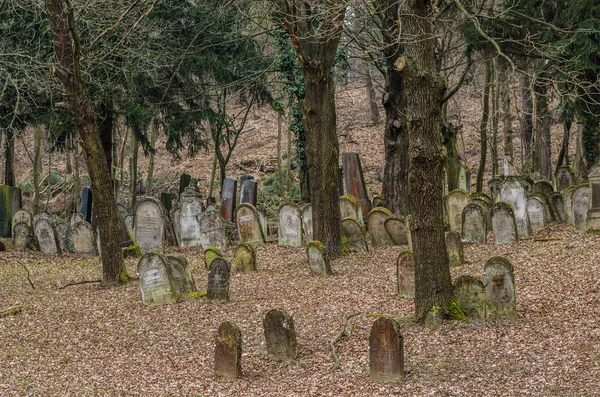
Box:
329;313;359;373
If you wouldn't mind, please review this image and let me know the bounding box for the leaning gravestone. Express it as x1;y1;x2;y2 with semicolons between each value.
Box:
484;256;516;319
342;152;371;219
571;185;590;232
396;251;415;299
278;203;303;246
527;196;547;233
453;275;485;317
138;253;176;305
214;321;242;379
134;198;165;254
165;254;196;297
220;178;237;221
462;203;487;244
306;241;332;276
550;193;566;222
491;201;518;244
80;186;93;223
300;204;313;243
263;308;298;362
499;177;530;237
384;216;409;246
179;188;203;247
555;166;574;192
234;244;256;273
339;195;364;225
369;317;404;383
367;207;393;247
34;218;61;256
198;208;227;249
12;222;32;251
445;231;464;267
71;221;97;256
0;185;13;237
235;203;265;245
341;218;368;252
207;258;231;303
204;246;223;269
445;189;471;234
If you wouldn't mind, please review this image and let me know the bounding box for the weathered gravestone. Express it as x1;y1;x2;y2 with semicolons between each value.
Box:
342;152;371;219
257;209;268;240
453;275;485;317
491;201;518;244
214;321;242;379
134;198;165;254
12;222;32;251
0;185;13;237
462;203;487;244
198;208;227;249
300;204;313;243
384;216;409;246
56;222;71;253
178;172;191;197
234;244;256;273
499;176;530;237
80;186;93;223
138;253;176;305
207;258;231;303
458;164;471;192
278;203;303;246
571;184;590;232
445;189;471;234
71;221;97;256
555;166;574;192
367;207;393;247
488;177;504;204
341;218;368;251
372;195;385;209
471;194;492;232
587;163;600;232
445;231;464;267
306;241;332;276
12;209;32;230
550;193;566;222
484;256;516;319
339;195;364;225
204;246;223;269
220;178;237;221
396;251;414;299
526;196;547;233
240;179;258;206
263;308;298;362
34;218;61;256
369;317;404;383
235;203;265;245
179;188;203;247
165;254;196;297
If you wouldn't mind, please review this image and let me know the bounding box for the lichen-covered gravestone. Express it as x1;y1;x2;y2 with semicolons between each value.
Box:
445;231;464;267
263;308;298;362
461;203;487;244
71;221;97;256
306;241;332;276
207;258;231;303
12;209;32;230
491;201;518;244
484;256;516;319
235;203;265;245
499;177;530;237
214;321;242;379
34;218;61;256
369;317;404;383
278;203;303;246
204;246;223;269
165;254;196;297
445;189;471;234
234;244;256;273
198;208;227;249
527;196;547;233
12;222;32;251
179;188;204;247
339;195;363;225
453;275;485;317
384;216;408;246
300;204;313;243
367;207;393;247
341;218;368;252
134;198;165;254
396;251;414;299
372;195;385;209
138;253;176;305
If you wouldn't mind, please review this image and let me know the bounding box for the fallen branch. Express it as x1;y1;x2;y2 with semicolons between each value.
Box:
0;305;22;318
20;264;36;290
59;279;102;289
329;313;360;373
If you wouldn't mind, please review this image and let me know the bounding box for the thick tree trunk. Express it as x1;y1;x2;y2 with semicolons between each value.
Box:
519;74;534;172
129;135;138;208
534;79;551;180
404;0;454;322
476;59;491;193
4;129;15;187
33;126;42;215
146;120;157;194
491;60;500;176
99;100;114;174
502;80;514;173
443;123;461;191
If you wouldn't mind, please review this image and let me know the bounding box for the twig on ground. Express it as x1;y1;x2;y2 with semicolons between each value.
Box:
59;279;102;289
0;305;22;318
20;264;36;290
329;313;360;373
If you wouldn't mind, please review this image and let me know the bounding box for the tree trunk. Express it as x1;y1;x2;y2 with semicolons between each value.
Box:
491;60;500;176
129;134;138;208
534;78;551;180
4;129;15;187
99;100;114;175
476;58;491;193
444;123;461;191
404;0;454;322
277;111;284;194
379;0;409;215
73;138;80;212
33;126;42;215
365;63;381;125
146;120;157;194
520;74;534;172
556;113;572;171
502;79;514;174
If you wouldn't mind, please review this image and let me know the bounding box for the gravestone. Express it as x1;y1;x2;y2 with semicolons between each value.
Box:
160;192;173;213
488;177;504;204
342;152;370;218
445;231;464;267
71;221;97;256
458;164;471;192
0;185;13;237
306;241;332;276
12;222;32;251
138;252;176;305
484;256;516;319
12;209;32;229
165;254;196;297
56;222;72;253
555;166;574;192
178;172;191;197
396;251;414;299
257;209;268;239
572;185;590;232
235;203;265;245
207;257;231;303
198;208;227;249
533;180;554;196
263;308;298;362
179;188;203;247
339;195;364;225
170;206;181;246
453;275;485;317
80;186;93;223
134;198;165;254
372;195;385;209
367;207;393;247
586;163;600;232
369;317;404;383
550;193;566;222
240;179;258;206
220;178;237;221
341;218;368;252
11;187;21;216
461;203;487;244
526;196;547;233
384;216;409;246
445;189;471;234
278;204;303;246
499;176;530;237
471;194;492;232
204;246;223;269
214;321;242;379
34;218;61;256
234;244;256;272
300;204;313;243
491;201;518;244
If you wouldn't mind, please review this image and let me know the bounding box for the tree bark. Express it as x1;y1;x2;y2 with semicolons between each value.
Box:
33;126;42;215
146;120;157;194
519;73;534;172
365;63;381;125
129;134;138;208
534;78;551;180
4;129;15;187
476;58;491;193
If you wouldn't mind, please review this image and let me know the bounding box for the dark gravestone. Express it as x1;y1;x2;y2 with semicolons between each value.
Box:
214;321;242;379
453;275;485;317
484;256;516;319
160;192;173;213
0;185;13;237
491;201;518;244
138;253;176;306
220;178;237;221
238;175;254;201
445;231;464;267
165;254;196;297
369;317;404;383
234;244;256;273
461;203;487;244
306;241;332;276
263;308;298;362
240;179;258;206
396;250;415;299
551;193;566;222
342;152;370;219
12;222;32;251
207;257;231;303
533;180;554;196
385;216;409;246
80;186;93;223
179;173;191;197
341;218;368;252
